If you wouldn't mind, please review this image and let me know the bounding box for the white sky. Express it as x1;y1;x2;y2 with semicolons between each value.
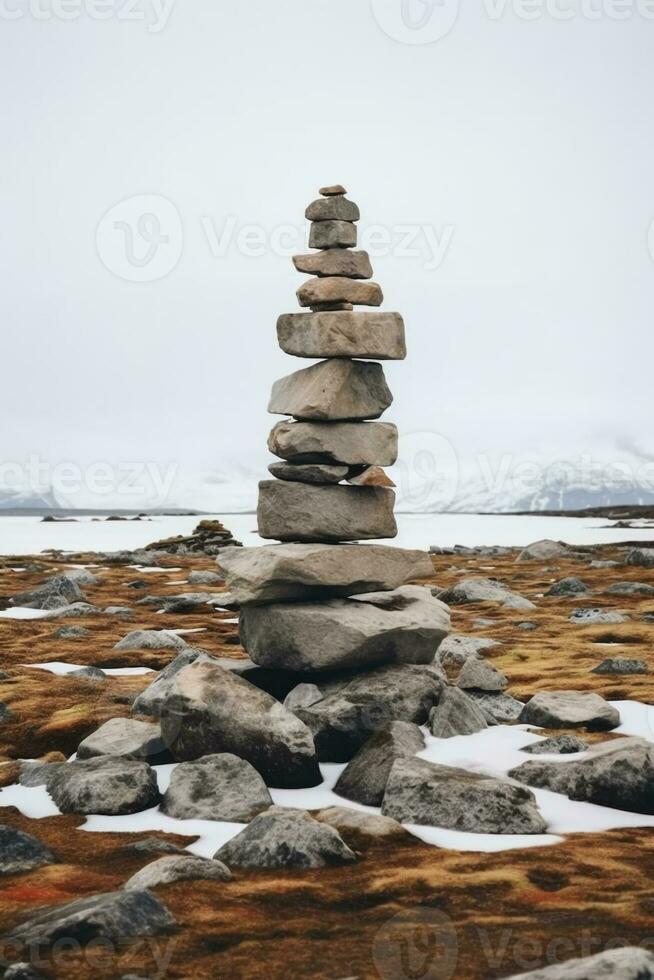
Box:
1;0;653;505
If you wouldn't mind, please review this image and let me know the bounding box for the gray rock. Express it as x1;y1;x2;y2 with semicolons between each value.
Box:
305;196;360;221
590;559;620;569
124;854;231;891
0;824;55;874
161;753;272;821
77;718;168;763
127;838;185;856
334;721;425;806
187;570;224;585
268;419;398;467
114;630;187;651
219;542;431;607
296;663;445;761
292;249;372;279
545;577;589;597
214;806;356;869
63;568;100;586
159;659;320;788
509;737;654;813
297;277;383;309
467;690;525;722
381;757;546;834
315;806;403;839
438;577;536;611
19;761;65;787
132;649;208;718
309;219;357;249
456;657;508;691
46;757;160;815
268;461;348;484
6;889;174;947
52;625;90;639
521;735;588;755
104;605;133;617
277;310;406;361
257;481;397;543
591;658;649;675
43;602;100;619
605;581;654;596
436;633;500;668
283;683;324;711
240;586;450;673
625;547;654;568
516;540;568;562
519;691;620;731
568;608;630;625
1;702;14;722
70;666;106;681
517;621;538;631
429;687;489;738
10;574;85;610
502;947;654;979
268;359;392;422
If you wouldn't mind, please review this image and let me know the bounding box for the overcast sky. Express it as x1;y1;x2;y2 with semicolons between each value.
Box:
1;0;652;507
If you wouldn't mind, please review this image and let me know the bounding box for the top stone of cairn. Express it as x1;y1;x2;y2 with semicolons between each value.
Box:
319;184;347;196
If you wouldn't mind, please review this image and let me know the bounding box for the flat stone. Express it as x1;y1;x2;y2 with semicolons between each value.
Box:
519;691;620;731
456;658;508;692
70;666;106;681
509;736;654;814
429;686;490;738
503;947;654;980
257;481;397;543
268;419;398;466
46;758;160;815
521;735;588;755
437;634;500;668
277;311;405;360
319;184;347;196
76;718;169;764
159;659;321;788
114;629;186;651
467;690;524;722
268;461;348;484
0;824;55;875
268;359;392;422
240;586;450;673
605;581;654;596
314;806;404;839
381;757;546;834
297;277;382;309
591;658;649;675
569;607;630;625
333;721;425;806
124;854;231;891
438;577;536;611
516;540;569;562
214;806;356;869
187;570;224;585
309;220;356;249
161;753;272;821
306;197;360;221
347;465;395;487
545;577;589;596
6;890;174;947
292;249;372;279
217;542;433;605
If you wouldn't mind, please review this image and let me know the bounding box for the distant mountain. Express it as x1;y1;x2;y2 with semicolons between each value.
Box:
0;487;63;511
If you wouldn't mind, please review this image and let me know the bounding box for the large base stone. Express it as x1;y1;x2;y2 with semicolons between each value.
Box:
268;420;398;466
277;311;406;360
257;481;397;542
268;359;393;422
333;721;425;806
240;585;449;672
218;542;433;605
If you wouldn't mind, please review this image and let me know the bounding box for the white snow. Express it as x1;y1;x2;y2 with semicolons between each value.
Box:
0;607;53;620
21;662;155;677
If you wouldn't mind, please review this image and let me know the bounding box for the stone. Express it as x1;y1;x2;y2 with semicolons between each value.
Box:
429;687;490;738
218;542;433;605
187;570;224;585
502;947;654;980
334;721;425;806
456;658;508;691
240;585;449;673
104;605;133;617
309;220;356;249
519;691;620;731
381;757;546;834
521;735;588;755
268;419;398;466
590;559;620;569
277;311;406;360
0;824;55;875
10;574;85;610
319;183;347;196
268;359;392;422
436;634;500;668
625;547;654;568
297;277;382;309
132;649;209;717
214;806;356;869
161;753;272;821
516;540;568;562
283;683;324;712
124;854;231;891
591;658;649;674
314;806;404;840
6;889;174;947
19;760;66;787
467;690;524;722
509;737;654;814
438;577;536;611
114;629;186;651
43;602;100;619
257;481;397;543
545;577;589;596
3;964;46;979
605;581;654;595
76;718;169;763
126;838;185;856
268;460;348;484
569;607;630;625
292;249;372;279
52;625;89;639
296;663;445;761
46;757;160;815
159;659;321;788
306;197;360;221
